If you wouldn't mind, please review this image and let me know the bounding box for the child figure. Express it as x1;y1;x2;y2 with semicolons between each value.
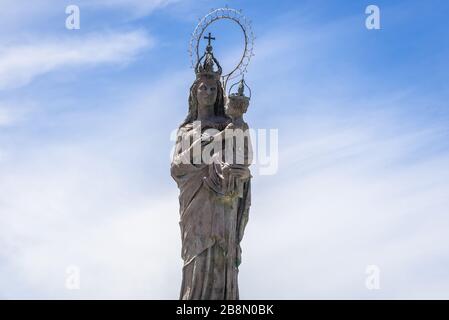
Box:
223;78;252;198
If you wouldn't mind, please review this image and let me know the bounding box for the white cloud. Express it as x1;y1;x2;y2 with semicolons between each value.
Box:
239;117;449;299
85;0;180;16
0;150;181;298
0;106;15;127
227;23;449;299
0;120;180;299
0;30;152;90
0;69;190;299
0;0;179;32
0;101;33;127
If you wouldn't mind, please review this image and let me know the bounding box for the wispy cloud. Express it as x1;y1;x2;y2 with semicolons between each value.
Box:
0;0;179;31
240;113;449;299
0;69;190;299
0;31;152;90
0;144;181;298
0;105;16;127
227;16;449;299
85;0;180;16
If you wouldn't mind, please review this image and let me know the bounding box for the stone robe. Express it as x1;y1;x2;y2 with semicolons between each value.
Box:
171;119;251;300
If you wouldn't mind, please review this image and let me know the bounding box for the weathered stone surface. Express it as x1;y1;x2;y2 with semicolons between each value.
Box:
171;38;252;300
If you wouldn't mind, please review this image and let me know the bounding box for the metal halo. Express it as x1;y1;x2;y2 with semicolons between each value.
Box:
188;7;255;90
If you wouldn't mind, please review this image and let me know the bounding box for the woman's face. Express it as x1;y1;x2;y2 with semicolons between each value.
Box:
196;80;218;107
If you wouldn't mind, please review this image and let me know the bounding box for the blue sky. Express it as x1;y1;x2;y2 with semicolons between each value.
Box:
0;0;449;299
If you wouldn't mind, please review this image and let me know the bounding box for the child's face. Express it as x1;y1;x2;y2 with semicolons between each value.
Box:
225;96;247;118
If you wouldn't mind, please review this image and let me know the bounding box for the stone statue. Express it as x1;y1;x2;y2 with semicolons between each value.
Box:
170;34;252;300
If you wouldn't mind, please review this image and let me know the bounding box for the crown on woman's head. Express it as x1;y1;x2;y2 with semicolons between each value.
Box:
195;33;222;81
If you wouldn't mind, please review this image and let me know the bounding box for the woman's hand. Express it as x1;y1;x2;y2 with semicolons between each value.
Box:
211;130;226;142
200;133;214;146
228;165;251;180
221;164;250;180
201;129;226;146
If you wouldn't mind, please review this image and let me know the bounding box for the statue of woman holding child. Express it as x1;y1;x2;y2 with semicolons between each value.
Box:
170;30;253;300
